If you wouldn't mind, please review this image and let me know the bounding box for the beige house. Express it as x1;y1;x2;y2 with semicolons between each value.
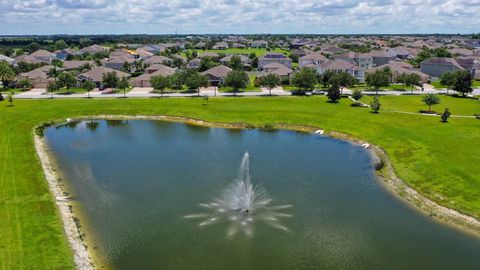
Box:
132;66;176;88
201;65;232;86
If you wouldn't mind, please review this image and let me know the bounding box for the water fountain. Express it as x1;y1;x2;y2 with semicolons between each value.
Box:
185;152;292;238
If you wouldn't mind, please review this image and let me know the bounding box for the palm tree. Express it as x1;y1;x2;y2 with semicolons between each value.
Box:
47;67;60;84
0;61;15;99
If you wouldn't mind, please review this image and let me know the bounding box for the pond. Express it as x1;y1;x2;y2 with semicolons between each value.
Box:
45;120;480;270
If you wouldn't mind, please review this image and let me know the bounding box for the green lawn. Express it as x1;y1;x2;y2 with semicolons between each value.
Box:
431;80;480;89
351;83;412;91
361;95;480;116
219;74;260;92
185;48;288;57
54;87;87;95
1;96;480;268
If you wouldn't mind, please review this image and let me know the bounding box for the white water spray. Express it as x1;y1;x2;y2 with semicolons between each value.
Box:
185;152;292;238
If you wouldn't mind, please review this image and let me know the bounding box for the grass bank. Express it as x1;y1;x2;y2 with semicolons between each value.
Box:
0;96;479;268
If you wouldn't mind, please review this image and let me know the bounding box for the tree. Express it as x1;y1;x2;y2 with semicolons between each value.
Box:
228;55;243;71
404;73;422;94
370;96;381;113
320;70;335;88
396;73;408;90
54;39;68;50
58;72;77;93
46;81;59;98
117;76;130;98
441;108;451;123
224;70;249;95
102;71;119;89
169;71;186;91
7;92;13;106
453;70;473;96
330;71;356;94
351;89;363;105
365;70;390;95
199;57;217;71
185;71;208;96
122;61;132;73
422;93;440;112
150;75;171;97
25;42;40;53
0;61;15;99
291;68;318;92
439;72;456;95
17;79;32;90
82;80;95;98
47;67;61;84
327;83;341;103
259;73;281;95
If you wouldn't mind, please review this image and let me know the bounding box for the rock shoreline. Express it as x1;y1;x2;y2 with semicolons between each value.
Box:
34;135;94;270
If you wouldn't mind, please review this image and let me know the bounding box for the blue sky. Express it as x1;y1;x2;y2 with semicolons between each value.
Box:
0;0;479;35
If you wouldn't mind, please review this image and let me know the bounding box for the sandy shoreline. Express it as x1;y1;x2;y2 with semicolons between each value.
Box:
34;135;95;270
34;114;480;269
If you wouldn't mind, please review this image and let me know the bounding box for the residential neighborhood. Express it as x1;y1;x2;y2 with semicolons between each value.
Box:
0;34;479;98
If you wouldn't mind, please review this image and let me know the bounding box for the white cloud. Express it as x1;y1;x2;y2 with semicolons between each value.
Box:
0;0;479;34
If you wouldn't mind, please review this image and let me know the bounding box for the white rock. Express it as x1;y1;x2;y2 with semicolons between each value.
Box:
361;143;370;149
315;129;324;135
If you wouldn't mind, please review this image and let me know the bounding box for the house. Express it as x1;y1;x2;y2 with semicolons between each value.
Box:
369;50;397;67
78;67;129;87
137;44;167;54
232;43;247;48
55;48;79;60
132;66;176;87
258;53;292;70
314;60;365;82
199;52;219;58
251;40;268;48
299;52;328;68
261;63;293;79
194;42;206;49
384;47;414;60
367;61;430;83
319;45;345;55
187;58;201;69
219;55;251;68
79;44;109;55
144;55;173;66
291;48;314;58
62;60;96;71
144;64;176;75
201;65;232;86
104;56;136;71
420;57;466;78
0;54;14;64
136;49;154;59
17;65;55;88
14;50;56;65
212;42;229;50
334;52;373;69
290;38;312;49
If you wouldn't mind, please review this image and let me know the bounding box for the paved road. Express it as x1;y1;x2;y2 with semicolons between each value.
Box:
13;86;480;99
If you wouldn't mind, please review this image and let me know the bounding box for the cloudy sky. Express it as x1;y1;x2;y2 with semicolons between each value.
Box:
0;0;479;35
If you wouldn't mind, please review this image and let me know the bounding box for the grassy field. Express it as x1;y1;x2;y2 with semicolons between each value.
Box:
351;83;413;91
0;96;479;268
361;95;480;116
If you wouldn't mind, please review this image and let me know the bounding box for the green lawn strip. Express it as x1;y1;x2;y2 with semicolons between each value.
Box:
350;83;410;91
0;96;479;268
54;87;87;95
360;95;480;116
431;80;480;90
